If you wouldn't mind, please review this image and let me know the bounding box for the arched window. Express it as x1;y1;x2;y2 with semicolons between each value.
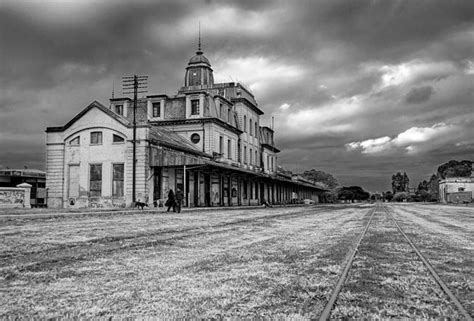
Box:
249;118;252;136
244;146;247;164
255;150;257;166
255;122;258;137
249;148;253;164
244;115;247;132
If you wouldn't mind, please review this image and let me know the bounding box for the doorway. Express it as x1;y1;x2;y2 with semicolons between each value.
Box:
204;172;211;207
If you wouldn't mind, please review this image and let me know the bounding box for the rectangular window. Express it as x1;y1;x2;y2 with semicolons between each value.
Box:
227;139;231;160
89;164;102;197
112;164;124;197
250;148;253;164
255;151;258;166
244;146;247;164
90;131;102;145
249;119;252;136
219;136;223;154
115;104;123;115
191;99;200;115
152;102;161;117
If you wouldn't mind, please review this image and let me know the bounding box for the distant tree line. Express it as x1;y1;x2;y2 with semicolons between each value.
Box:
383;160;472;202
301;169;370;203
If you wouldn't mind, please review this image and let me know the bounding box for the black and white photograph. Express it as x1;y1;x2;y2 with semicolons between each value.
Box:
0;0;473;318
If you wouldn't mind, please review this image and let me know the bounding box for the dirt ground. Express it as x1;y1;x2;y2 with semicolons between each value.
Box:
0;203;472;319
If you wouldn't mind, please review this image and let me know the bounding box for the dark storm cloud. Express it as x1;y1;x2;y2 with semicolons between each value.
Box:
405;86;434;104
1;0;473;191
0;1;193;90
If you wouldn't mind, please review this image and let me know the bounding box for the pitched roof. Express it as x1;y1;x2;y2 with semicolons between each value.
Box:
46;100;131;132
148;126;209;157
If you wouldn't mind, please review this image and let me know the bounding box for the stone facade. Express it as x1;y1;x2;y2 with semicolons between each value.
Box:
45;44;326;208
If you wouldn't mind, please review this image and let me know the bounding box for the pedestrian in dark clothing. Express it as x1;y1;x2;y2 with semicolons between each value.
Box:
175;188;184;213
165;189;176;212
262;198;272;208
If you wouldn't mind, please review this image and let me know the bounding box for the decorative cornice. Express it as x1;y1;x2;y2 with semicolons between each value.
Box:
214;95;233;106
261;126;274;133
110;97;132;102
230;97;264;115
151;117;243;134
147;94;168;98
261;143;280;153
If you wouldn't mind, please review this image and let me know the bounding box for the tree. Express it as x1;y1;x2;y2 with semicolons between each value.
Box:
384;191;394;202
393;192;410;202
437;160;472;179
418;189;431;202
417;180;429;192
337;186;370;202
428;174;439;200
302;169;338;189
392;172;409;193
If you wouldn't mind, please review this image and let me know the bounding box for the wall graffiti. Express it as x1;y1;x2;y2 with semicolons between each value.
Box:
0;188;25;208
65;196;126;208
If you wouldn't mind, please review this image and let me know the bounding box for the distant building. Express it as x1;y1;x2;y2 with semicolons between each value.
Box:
45;42;326;208
439;177;474;203
0;169;46;207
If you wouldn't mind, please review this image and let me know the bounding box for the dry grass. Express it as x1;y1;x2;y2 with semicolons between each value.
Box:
0;205;370;318
1;203;472;319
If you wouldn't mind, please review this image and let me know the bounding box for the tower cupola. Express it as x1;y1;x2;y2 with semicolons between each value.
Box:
184;32;214;87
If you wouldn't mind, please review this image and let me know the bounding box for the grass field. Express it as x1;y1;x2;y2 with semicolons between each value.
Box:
0;204;472;319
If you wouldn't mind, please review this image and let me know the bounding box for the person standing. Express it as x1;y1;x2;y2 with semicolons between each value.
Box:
166;189;176;212
175;188;184;213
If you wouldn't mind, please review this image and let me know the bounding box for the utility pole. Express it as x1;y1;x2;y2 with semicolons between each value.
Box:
122;75;148;203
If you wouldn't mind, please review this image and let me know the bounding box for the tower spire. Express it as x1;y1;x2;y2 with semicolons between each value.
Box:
197;21;203;54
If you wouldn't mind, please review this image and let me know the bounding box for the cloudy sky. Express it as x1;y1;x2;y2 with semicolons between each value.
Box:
1;0;473;192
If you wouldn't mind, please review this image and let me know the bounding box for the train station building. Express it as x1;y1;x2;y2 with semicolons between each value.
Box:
45;43;326;208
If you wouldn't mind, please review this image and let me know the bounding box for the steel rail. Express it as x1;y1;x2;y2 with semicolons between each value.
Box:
319;204;378;320
383;205;473;321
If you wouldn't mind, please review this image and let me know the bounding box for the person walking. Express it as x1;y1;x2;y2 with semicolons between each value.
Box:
166;189;176;212
175;188;184;213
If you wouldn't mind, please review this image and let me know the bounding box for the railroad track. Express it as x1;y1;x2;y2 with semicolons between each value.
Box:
319;202;473;320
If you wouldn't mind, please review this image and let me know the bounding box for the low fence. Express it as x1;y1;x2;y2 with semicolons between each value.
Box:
0;183;32;208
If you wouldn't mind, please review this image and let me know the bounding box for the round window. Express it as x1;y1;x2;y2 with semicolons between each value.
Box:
191;133;200;144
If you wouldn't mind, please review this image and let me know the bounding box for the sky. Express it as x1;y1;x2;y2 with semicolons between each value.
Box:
1;0;473;192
